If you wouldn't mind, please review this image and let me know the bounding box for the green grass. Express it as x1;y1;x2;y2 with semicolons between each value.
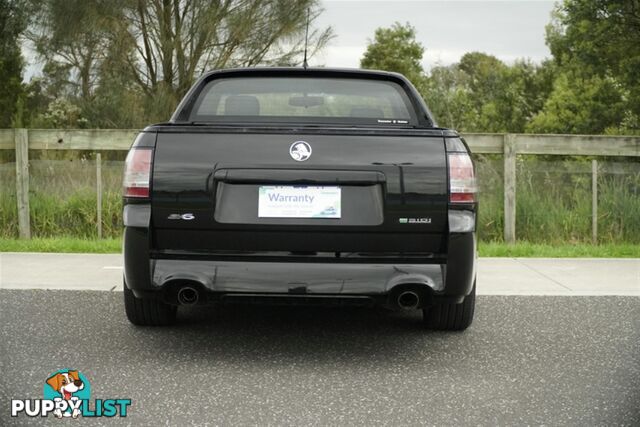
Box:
1;237;637;257
479;241;640;258
473;155;640;244
0;237;121;253
0;157;124;239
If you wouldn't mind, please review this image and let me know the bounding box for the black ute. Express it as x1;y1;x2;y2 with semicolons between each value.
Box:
122;68;477;330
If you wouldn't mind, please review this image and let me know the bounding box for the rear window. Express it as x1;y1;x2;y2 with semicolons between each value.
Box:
189;77;416;125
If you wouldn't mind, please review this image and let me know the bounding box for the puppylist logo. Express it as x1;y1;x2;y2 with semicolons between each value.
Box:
11;369;131;419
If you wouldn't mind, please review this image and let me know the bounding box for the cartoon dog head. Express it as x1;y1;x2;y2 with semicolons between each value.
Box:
46;371;84;400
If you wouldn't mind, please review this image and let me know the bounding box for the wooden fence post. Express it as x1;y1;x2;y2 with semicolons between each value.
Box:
96;153;103;239
503;134;517;244
15;128;30;239
592;159;598;244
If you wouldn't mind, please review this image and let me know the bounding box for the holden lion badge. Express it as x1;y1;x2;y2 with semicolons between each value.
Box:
289;141;312;161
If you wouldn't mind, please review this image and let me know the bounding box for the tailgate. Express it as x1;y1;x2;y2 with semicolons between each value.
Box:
151;130;448;255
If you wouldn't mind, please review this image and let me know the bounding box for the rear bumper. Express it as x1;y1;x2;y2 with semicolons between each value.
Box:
151;258;445;293
123;225;476;306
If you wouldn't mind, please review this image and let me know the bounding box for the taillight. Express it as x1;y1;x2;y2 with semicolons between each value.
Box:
448;152;477;203
123;148;153;198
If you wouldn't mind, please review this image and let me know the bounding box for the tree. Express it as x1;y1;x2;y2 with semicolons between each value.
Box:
526;71;626;134
545;0;640;133
424;53;554;133
26;0;332;127
358;22;556;133
0;0;27;127
121;0;331;98
424;64;473;129
29;1;331;118
360;22;426;87
28;0;121;101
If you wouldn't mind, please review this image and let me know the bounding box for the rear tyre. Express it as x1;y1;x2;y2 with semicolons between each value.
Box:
423;282;475;331
124;281;177;326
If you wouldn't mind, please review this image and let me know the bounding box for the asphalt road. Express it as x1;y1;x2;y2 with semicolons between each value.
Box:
1;290;638;425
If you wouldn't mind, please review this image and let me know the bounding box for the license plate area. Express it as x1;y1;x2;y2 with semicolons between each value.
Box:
214;183;383;226
258;186;341;218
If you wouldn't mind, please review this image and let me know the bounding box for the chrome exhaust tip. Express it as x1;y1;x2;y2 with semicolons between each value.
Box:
177;286;199;305
397;290;420;310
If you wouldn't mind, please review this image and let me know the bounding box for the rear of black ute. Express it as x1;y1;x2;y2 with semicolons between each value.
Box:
121;68;478;330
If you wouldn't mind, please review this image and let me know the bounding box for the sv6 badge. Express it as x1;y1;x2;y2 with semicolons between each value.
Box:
167;213;195;220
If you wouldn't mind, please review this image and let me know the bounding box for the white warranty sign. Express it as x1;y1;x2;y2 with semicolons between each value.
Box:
258;186;341;218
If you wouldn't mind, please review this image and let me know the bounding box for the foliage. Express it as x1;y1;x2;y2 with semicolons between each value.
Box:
474;155;640;244
33;98;89;129
426;54;555;132
360;22;426;89
24;0;333;127
359;22;556;133
526;72;626;134
537;0;640;134
4;0;638;133
362;6;640;135
0;0;27;127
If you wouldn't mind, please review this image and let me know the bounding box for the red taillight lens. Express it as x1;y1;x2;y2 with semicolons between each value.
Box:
449;153;477;203
123;148;152;198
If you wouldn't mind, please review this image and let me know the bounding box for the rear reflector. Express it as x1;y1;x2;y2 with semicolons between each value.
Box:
123;148;152;198
448;153;477;203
